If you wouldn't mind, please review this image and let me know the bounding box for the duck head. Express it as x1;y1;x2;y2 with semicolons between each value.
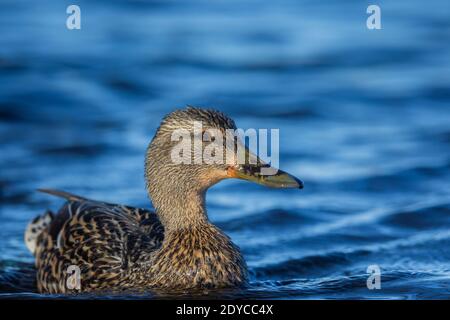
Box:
145;106;303;228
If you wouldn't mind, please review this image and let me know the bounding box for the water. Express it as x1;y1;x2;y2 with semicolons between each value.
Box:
0;0;449;299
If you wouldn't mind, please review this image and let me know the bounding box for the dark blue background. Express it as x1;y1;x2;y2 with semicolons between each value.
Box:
0;0;449;299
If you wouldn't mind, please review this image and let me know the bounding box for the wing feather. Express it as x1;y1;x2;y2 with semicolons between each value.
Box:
34;191;164;293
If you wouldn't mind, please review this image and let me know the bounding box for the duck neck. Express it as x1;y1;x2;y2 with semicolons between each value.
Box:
145;139;215;232
150;186;210;232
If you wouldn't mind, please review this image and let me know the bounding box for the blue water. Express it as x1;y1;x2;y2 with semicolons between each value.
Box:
0;0;449;299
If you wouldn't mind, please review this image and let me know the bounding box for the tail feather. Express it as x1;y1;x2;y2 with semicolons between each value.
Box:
37;188;86;201
25;190;87;255
25;210;54;255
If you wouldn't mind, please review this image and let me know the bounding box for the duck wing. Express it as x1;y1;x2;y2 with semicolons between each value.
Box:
31;189;164;293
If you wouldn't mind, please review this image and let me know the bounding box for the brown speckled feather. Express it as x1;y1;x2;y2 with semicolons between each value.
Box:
33;195;163;293
31;192;247;293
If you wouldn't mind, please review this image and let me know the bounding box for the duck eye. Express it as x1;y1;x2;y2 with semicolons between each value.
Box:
202;130;215;142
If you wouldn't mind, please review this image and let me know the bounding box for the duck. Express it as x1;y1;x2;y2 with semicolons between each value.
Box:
25;106;303;293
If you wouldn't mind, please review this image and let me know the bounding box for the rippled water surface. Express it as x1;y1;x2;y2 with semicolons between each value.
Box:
1;0;449;299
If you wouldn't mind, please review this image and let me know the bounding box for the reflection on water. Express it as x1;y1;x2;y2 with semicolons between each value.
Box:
0;0;449;299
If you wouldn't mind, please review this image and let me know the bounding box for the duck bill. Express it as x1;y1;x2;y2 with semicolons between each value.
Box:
227;164;304;189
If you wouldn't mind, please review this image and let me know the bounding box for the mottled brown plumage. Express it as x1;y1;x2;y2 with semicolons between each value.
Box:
26;106;302;293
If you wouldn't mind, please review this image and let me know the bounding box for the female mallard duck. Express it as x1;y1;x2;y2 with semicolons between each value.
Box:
25;107;303;293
